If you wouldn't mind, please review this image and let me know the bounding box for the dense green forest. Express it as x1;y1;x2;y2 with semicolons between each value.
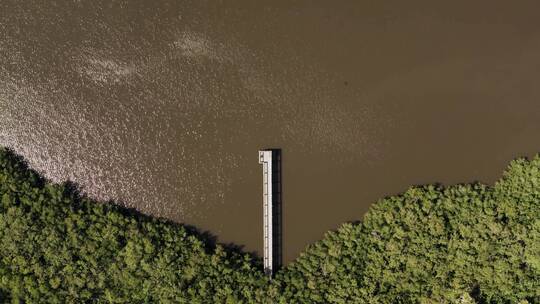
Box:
0;146;538;303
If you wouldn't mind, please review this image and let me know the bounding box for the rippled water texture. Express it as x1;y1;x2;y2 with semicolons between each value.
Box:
1;1;540;262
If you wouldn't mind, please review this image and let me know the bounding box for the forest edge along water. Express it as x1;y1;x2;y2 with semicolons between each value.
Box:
1;146;538;302
1;1;540;263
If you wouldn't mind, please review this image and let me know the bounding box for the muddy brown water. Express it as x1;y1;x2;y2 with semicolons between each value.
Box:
1;1;540;263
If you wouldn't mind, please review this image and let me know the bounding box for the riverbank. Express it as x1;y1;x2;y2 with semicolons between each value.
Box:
0;147;538;303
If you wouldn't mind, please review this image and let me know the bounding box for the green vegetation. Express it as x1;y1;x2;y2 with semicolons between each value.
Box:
0;146;538;303
0;148;267;303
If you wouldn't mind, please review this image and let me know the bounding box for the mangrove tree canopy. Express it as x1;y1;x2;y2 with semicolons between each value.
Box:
0;147;538;303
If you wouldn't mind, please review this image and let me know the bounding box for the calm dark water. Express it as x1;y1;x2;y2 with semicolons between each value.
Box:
1;1;540;263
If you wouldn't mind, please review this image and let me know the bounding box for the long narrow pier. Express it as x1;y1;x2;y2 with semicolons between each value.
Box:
258;149;282;277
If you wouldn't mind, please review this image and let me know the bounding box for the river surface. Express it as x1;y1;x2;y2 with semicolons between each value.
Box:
1;1;540;263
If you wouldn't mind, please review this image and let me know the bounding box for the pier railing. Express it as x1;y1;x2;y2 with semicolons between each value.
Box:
258;149;282;276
